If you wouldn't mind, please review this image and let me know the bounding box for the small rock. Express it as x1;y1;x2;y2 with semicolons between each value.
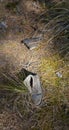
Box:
0;21;7;31
21;37;43;50
56;72;62;78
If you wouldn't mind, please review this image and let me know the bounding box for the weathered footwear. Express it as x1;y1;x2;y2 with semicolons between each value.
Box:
23;74;42;106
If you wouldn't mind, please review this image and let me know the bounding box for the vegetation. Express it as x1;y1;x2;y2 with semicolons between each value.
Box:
0;0;69;130
39;0;69;103
5;1;19;13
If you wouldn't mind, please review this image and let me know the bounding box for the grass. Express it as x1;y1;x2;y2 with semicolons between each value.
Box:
5;1;19;13
0;0;69;130
39;54;69;104
37;1;69;129
0;72;28;93
38;0;69;104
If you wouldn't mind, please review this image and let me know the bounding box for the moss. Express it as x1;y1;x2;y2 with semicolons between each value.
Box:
39;51;69;105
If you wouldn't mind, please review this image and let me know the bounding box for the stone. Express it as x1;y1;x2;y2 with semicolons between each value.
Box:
21;37;43;50
0;21;7;31
56;72;62;78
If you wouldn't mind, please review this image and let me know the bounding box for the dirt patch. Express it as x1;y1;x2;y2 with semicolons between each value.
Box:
0;111;23;130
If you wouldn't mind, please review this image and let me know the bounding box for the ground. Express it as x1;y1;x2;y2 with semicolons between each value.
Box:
0;0;69;130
